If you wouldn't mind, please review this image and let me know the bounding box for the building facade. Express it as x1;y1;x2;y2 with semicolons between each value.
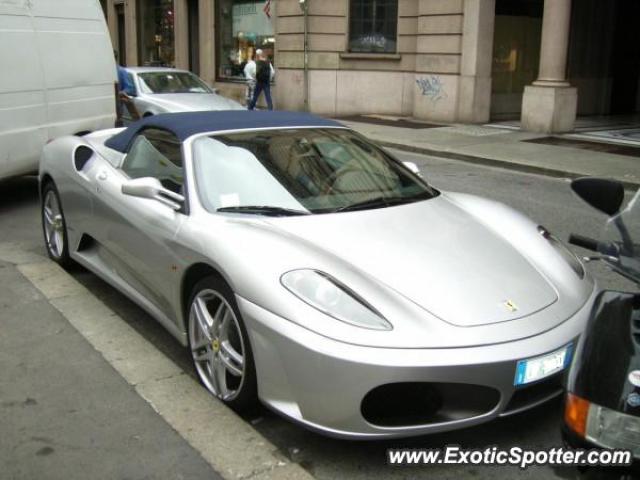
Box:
101;0;640;133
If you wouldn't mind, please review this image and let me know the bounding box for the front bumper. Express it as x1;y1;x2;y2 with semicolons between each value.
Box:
238;289;595;439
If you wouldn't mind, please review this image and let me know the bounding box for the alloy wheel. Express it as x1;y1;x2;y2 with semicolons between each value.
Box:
189;289;246;401
43;189;66;259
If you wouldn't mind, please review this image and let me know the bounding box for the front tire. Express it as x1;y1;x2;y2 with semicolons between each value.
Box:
187;276;258;413
41;182;72;268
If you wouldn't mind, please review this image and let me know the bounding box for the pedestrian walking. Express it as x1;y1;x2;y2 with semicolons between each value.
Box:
243;52;256;107
115;51;140;124
248;49;274;111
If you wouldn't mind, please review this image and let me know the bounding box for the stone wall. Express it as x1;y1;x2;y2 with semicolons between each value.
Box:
106;0;495;123
272;0;492;123
412;0;464;122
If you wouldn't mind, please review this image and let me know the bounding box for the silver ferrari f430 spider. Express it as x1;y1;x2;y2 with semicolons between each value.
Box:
39;111;596;439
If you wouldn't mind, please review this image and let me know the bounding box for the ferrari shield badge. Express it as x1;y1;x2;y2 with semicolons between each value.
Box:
503;300;518;313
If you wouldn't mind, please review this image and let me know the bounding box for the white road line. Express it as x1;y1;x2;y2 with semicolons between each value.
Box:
3;245;314;480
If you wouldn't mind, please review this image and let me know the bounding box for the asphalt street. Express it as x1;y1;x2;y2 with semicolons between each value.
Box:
0;150;636;480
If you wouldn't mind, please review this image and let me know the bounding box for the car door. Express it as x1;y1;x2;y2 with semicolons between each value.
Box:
92;127;186;323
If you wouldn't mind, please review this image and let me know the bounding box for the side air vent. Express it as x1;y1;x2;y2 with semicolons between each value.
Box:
76;234;96;252
74;145;94;171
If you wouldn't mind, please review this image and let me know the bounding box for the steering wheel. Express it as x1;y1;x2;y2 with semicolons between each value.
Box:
323;166;363;195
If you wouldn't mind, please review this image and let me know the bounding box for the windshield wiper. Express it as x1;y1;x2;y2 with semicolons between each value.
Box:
216;205;311;216
332;191;431;213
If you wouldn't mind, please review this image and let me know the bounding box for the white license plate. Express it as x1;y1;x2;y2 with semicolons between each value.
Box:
514;343;573;386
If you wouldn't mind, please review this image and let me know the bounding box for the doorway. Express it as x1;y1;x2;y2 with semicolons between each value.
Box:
490;0;543;120
609;1;640;115
188;0;200;74
116;4;126;65
566;0;640;117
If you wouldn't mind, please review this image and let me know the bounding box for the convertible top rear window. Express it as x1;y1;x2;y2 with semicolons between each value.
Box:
192;128;437;214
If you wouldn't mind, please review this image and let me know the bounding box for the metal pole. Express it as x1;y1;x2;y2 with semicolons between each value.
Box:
302;0;309;111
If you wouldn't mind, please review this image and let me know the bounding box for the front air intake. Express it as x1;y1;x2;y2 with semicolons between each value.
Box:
361;382;500;427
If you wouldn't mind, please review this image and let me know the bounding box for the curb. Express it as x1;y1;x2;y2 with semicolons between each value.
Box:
6;249;315;480
375;140;640;191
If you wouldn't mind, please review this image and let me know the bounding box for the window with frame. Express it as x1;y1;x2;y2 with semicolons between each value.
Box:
121;128;184;193
137;0;175;67
216;0;276;81
349;0;398;54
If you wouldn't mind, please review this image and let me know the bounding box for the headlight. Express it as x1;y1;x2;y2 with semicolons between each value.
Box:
538;226;585;278
280;269;392;330
565;393;640;458
588;403;640;456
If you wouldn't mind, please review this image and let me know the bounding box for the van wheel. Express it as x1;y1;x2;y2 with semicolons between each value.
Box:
41;182;72;268
187;276;258;413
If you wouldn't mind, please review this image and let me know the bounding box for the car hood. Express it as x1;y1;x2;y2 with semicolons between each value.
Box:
266;195;558;328
146;93;245;112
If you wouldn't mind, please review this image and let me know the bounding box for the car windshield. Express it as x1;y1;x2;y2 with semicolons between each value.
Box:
137;71;213;94
192;128;438;215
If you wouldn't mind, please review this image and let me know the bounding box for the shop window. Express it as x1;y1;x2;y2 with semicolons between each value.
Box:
217;0;276;81
138;0;175;67
348;0;398;54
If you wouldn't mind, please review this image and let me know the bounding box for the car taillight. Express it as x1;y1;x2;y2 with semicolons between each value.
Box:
565;392;590;437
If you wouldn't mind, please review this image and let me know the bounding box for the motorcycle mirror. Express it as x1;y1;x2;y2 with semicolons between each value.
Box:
571;177;625;217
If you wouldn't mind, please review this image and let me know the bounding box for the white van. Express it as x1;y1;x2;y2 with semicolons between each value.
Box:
0;0;116;179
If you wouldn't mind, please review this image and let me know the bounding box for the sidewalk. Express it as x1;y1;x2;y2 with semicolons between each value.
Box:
340;116;640;189
0;177;312;480
0;255;223;480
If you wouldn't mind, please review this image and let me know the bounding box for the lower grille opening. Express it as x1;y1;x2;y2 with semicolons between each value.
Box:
361;382;500;427
503;373;564;415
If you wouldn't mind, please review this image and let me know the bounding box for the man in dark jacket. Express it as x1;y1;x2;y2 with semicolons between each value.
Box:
248;49;275;110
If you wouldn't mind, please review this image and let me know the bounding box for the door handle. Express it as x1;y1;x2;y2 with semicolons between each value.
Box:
97;171;108;181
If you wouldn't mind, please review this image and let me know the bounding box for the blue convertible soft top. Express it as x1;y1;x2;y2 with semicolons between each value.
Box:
105;110;344;152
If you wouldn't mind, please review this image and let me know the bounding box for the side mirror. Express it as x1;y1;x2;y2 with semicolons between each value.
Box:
403;161;422;177
571;177;624;217
122;177;184;211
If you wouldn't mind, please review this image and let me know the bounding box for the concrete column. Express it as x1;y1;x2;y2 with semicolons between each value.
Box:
174;0;189;69
521;0;577;133
535;0;572;86
124;0;138;66
106;0;117;51
457;0;495;123
199;0;216;86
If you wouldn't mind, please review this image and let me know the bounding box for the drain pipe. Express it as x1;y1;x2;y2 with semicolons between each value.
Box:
300;0;309;111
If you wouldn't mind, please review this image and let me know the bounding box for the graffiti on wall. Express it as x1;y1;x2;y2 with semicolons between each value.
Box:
416;76;447;103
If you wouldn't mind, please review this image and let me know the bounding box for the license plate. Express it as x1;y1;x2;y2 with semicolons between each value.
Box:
514;343;573;386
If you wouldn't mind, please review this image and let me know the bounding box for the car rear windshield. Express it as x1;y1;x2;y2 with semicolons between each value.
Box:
192;128;438;215
138;72;213;94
